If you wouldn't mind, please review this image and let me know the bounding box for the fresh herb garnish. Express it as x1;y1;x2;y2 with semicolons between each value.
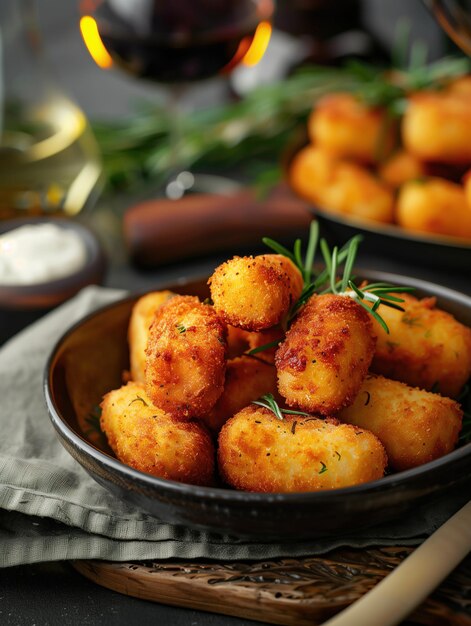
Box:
90;54;470;192
252;393;311;421
129;395;149;407
176;324;186;334
247;339;281;356
319;461;328;474
250;222;414;360
319;237;415;334
84;405;102;436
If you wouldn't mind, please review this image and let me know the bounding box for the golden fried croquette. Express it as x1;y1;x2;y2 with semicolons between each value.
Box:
396;178;471;240
276;294;376;415
378;150;426;189
128;290;175;383
402;91;471;163
289;146;394;224
201;356;279;434
145;295;227;419
308;93;396;163
370;293;471;398
218;405;387;492
208;254;303;331
338;374;463;472
100;382;215;485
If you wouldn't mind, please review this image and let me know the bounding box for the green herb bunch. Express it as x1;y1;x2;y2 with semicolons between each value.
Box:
91;54;470;192
261;221;414;335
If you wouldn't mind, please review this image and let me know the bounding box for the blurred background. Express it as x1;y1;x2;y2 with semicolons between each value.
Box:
37;0;446;119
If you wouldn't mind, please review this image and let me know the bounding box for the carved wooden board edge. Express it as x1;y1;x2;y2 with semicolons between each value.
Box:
72;547;471;626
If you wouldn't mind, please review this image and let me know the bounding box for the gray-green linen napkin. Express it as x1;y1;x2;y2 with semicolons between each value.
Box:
0;286;466;568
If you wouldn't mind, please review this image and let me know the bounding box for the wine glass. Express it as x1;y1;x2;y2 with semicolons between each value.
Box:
79;0;275;198
423;0;471;55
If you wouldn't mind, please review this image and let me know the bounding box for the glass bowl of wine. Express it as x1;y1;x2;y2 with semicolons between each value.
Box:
79;0;275;197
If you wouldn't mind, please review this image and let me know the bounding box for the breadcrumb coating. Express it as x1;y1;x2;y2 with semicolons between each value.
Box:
370;293;471;398
276;294;376;415
218;405;387;492
209;254;303;331
145;295;227;419
101;382;215;485
339;374;463;471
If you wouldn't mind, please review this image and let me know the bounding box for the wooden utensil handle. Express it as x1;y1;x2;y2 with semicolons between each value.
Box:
123;185;312;266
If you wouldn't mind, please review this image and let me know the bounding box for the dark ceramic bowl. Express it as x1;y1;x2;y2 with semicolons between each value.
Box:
313;208;471;273
0;217;106;310
44;272;471;540
0;217;106;345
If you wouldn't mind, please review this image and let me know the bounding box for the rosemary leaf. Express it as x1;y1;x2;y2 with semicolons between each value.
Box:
262;237;296;263
252;393;310;420
247;339;281;356
303;221;319;284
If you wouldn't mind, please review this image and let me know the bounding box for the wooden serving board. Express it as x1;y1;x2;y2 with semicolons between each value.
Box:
73;547;471;626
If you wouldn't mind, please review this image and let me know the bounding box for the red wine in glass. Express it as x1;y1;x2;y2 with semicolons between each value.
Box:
80;0;274;83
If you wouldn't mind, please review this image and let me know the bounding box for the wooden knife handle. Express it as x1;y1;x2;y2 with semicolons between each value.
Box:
123;185;313;266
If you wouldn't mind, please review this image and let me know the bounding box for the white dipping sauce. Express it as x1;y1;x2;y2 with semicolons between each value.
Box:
0;223;88;285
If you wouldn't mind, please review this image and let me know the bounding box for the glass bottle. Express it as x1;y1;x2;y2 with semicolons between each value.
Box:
0;0;102;219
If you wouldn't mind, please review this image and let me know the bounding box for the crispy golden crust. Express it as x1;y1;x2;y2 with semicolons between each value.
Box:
208;254;303;331
218;405;387;492
396;178;471;240
289;146;394;224
145;295;227;419
308;93;396;163
100;382;215;485
202;356;279;434
338;374;463;471
276;294;376;415
402;91;471;163
128;291;175;384
370;293;471;398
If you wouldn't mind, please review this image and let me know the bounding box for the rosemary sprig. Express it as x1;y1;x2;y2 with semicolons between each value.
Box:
319;238;415;334
90;56;470;192
249;222;413;359
84;405;102;436
252;393;311;421
247;339;281;356
263;220;320;289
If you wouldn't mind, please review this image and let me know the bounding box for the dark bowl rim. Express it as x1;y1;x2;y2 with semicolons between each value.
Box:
312;205;471;250
0;217;106;299
284;138;471;251
43;269;471;505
